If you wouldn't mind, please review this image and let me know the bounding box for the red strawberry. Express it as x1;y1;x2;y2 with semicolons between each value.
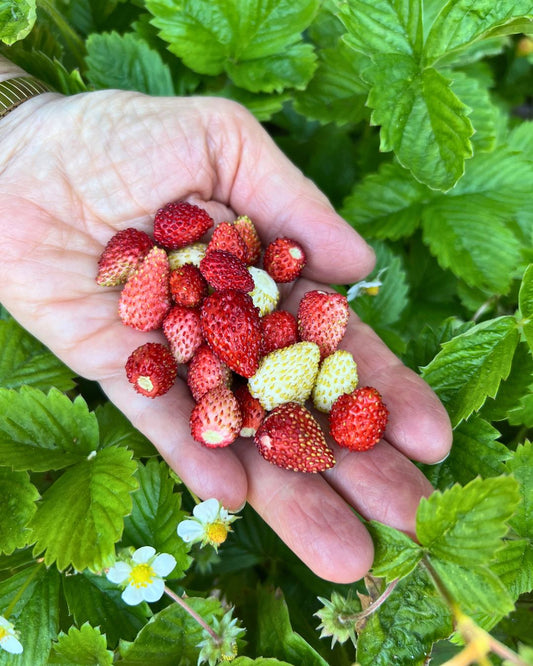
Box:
162;305;204;364
329;386;388;451
254;402;336;473
297;290;349;360
260;310;299;355
169;264;208;308
201;290;262;378
154;201;214;250
233;384;265;437
97;228;153;287
199;250;254;292
187;344;233;402
189;385;242;447
125;342;178;398
118;247;171;331
233;215;262;265
206;221;247;261
263;237;306;283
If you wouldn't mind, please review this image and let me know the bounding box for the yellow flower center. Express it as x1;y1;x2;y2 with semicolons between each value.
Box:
128;563;155;588
0;626;8;641
206;521;229;546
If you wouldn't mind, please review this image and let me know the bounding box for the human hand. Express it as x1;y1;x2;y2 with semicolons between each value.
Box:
0;63;452;583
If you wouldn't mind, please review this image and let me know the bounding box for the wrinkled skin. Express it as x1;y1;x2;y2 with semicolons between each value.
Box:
0;59;452;583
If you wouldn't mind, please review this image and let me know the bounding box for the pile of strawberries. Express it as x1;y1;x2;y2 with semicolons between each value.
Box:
96;201;388;473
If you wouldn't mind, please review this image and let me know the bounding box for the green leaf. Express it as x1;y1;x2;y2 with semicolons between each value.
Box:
424;0;533;65
489;538;533;603
122;460;191;575
341;161;429;240
146;0;319;92
0;0;36;45
0;565;60;666
256;586;328;666
503;441;533;538
356;567;452;666
96;402;157;458
422;195;523;293
367;521;423;582
338;0;423;57
428;559;515;616
85;32;175;95
48;623;113;665
62;571;149;649
29;446;137;572
519;264;533;351
0;468;39;555
416;477;521;566
0;318;76;391
421;316;520;426
118;597;223;664
419;415;511;490
0;387;99;471
293;43;369;125
366;57;474;191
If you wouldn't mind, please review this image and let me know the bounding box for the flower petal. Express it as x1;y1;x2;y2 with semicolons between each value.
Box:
0;617;13;631
152;553;176;577
142;577;165;603
177;519;205;543
106;561;131;584
0;634;23;654
193;498;220;523
132;546;156;563
122;584;145;606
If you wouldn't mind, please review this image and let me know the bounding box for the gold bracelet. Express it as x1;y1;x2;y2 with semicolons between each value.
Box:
0;76;52;120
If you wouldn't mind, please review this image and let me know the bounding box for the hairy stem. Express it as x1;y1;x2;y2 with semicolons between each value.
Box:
164;585;221;644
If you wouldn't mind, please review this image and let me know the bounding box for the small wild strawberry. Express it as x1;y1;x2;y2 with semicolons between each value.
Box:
163;305;204;364
260;310;299;355
125;342;178;398
254;402;336;472
263;237;306;283
169;264;208;308
187;344;233;402
298;290;349;360
312;349;358;413
206;221;248;262
96;228;153;287
118;246;171;331
248;267;280;316
154;201;214;250
189;385;242;447
233;215;262;265
329;386;388;451
233;383;266;437
199;250;255;292
200;290;262;378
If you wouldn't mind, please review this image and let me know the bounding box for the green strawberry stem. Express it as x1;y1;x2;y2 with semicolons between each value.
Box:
164;585;222;645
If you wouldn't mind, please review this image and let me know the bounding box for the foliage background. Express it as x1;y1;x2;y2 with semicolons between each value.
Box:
1;0;533;664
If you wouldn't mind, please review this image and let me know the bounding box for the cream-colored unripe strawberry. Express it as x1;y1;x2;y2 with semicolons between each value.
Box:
167;242;207;269
248;266;280;316
312;350;358;412
248;341;320;411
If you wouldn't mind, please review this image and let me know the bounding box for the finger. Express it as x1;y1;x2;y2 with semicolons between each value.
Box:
234;439;375;584
281;278;453;464
322;439;433;538
196;100;376;285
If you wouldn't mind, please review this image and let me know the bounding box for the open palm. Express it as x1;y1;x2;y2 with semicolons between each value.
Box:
0;87;452;582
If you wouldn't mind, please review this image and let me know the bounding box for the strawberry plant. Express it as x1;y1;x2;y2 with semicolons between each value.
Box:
1;1;533;664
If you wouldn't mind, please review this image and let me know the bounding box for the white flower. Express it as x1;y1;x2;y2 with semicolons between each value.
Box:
0;615;23;654
177;498;239;551
106;546;176;606
346;268;387;301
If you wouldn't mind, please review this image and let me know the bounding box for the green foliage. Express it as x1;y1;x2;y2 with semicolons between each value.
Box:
1;1;533;664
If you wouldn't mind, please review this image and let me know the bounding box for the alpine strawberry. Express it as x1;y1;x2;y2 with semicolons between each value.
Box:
162;305;204;364
248;266;280;316
125;342;178;398
154;201;213;250
298;290;349;360
118;246;171;331
329;386;388;451
189;385;242;447
233;215;261;265
199;250;255;292
312;349;358;413
96;228;153;287
206;221;248;262
187;344;233;402
263;237;306;283
233;383;266;438
254;402;336;473
169;264;208;308
200;290;262;378
260;310;299;355
167;242;207;269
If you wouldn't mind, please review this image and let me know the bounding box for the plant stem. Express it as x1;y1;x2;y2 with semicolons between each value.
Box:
37;0;86;69
356;578;399;621
164;585;221;644
3;561;44;619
